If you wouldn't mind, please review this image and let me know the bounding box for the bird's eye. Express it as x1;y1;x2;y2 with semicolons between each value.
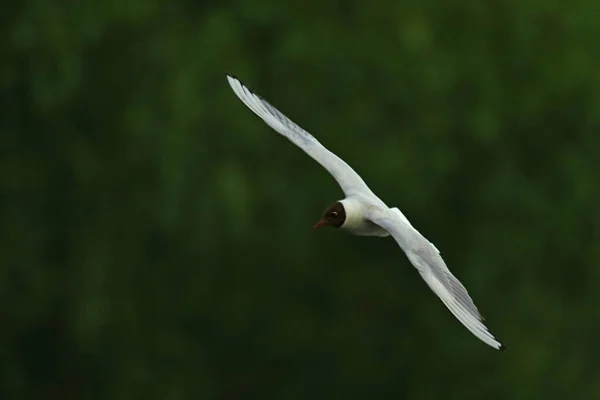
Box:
331;211;338;217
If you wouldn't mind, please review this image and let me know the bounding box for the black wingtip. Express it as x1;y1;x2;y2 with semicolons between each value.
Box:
499;344;507;351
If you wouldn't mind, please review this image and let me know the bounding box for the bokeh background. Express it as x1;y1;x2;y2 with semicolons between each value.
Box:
2;1;600;399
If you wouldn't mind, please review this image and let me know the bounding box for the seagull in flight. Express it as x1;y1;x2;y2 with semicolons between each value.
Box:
226;73;506;350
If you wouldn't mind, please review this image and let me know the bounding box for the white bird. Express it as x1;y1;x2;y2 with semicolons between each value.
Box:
226;73;506;351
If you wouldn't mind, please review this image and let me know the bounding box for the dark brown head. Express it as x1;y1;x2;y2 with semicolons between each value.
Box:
312;202;346;230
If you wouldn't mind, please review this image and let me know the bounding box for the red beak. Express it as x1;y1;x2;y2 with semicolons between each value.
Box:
312;219;328;230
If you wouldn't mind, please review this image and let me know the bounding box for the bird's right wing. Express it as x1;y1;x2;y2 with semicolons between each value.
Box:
226;74;373;197
368;208;505;350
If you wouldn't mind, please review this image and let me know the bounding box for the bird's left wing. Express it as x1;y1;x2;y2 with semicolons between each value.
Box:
226;74;374;197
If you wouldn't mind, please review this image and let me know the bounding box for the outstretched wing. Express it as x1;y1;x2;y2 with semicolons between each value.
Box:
369;209;505;350
226;74;373;197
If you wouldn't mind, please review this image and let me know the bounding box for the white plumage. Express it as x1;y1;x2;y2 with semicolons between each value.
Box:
226;74;505;350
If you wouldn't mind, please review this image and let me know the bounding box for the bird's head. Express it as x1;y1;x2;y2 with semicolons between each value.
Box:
312;201;346;230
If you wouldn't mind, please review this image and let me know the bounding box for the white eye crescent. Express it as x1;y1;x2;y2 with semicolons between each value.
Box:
332;211;338;217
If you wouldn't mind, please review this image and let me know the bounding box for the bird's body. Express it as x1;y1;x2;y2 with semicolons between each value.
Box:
338;197;390;237
226;73;505;351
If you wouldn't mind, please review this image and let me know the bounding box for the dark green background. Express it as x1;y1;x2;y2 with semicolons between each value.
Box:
2;1;600;399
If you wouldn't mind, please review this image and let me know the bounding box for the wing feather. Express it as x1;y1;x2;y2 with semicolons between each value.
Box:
370;210;505;350
226;74;373;197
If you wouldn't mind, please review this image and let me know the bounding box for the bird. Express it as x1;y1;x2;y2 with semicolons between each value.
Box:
226;73;506;351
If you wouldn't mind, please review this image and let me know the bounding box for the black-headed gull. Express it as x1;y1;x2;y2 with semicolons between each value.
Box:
226;74;506;351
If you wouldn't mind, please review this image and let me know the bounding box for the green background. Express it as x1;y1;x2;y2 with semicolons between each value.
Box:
2;1;600;399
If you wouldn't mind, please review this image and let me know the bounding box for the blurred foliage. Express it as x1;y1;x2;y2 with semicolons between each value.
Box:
2;0;600;399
